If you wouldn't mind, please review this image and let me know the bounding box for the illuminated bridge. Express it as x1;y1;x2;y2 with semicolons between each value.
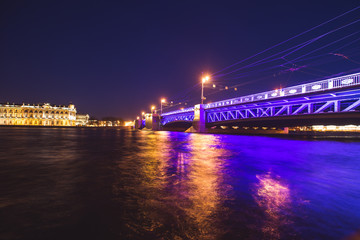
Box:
157;72;360;132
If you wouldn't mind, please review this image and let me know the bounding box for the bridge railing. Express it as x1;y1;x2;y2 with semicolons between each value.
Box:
160;72;360;117
161;107;194;116
161;111;195;125
205;72;360;109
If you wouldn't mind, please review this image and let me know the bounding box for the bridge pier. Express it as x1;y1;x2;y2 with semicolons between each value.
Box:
144;113;153;129
191;104;206;133
152;114;161;131
134;119;141;129
144;113;161;130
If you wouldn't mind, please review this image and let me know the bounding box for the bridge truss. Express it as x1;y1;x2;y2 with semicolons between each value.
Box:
205;72;360;109
160;72;360;127
207;89;360;125
161;111;194;125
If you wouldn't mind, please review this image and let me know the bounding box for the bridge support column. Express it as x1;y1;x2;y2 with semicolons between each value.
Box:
134;119;141;129
144;113;153;129
152;114;160;131
192;104;206;133
144;113;161;130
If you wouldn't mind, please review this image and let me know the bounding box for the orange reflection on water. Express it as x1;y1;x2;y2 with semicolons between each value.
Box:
112;131;171;234
185;133;226;239
138;131;169;184
115;131;228;239
254;172;291;239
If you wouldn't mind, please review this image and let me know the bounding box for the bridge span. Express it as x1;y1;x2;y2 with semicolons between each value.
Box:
144;72;360;132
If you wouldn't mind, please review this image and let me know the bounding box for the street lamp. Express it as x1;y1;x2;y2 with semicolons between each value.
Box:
201;75;210;104
151;105;155;114
160;98;166;115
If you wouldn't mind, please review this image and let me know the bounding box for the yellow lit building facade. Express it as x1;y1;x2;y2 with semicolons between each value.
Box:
75;114;89;126
0;103;76;126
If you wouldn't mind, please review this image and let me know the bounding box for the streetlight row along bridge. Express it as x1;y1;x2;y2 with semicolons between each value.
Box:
140;71;360;132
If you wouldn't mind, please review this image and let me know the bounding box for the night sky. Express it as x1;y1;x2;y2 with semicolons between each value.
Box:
1;1;360;119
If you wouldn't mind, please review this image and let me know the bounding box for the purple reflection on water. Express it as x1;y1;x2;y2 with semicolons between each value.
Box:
160;132;360;239
0;128;360;239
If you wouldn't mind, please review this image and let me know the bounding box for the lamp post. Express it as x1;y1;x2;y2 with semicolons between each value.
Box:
201;75;210;104
160;98;166;115
151;105;155;114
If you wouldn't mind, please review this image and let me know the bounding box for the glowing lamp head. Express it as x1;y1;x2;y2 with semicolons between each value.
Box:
202;75;210;83
136;116;139;120
151;106;155;110
142;112;145;115
161;98;166;103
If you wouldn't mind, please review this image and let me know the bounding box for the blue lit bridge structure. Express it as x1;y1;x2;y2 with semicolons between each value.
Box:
150;72;360;131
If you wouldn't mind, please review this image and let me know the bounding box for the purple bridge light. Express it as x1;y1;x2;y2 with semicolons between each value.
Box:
161;72;360;126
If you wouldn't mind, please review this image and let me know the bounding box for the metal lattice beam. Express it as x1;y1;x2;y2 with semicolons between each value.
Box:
207;97;360;123
160;72;360;126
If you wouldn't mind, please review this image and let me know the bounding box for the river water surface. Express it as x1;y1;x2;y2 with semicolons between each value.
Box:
0;127;360;240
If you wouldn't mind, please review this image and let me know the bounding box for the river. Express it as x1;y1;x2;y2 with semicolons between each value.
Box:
0;127;359;239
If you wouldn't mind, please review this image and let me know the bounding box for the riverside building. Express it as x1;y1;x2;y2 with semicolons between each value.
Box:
75;114;89;126
0;103;77;126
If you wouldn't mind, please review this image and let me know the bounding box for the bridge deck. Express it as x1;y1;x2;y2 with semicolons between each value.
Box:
161;72;360;127
205;72;360;109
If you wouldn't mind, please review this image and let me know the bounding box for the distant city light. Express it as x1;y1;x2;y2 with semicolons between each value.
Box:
312;125;360;131
124;121;134;127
